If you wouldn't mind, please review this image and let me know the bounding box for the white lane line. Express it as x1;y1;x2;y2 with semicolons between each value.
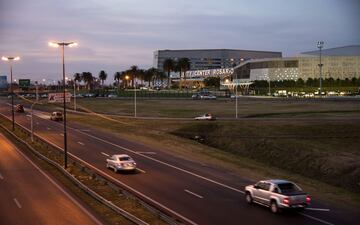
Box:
137;151;157;155
0;172;3;180
69;127;245;194
46;127;51;130
306;208;331;212
136;168;146;173
101;152;110;157
299;212;335;225
82;129;91;132
184;189;204;199
77;141;85;146
60;133;64;137
14;198;22;209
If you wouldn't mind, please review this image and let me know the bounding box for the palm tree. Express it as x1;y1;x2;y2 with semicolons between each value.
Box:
81;72;94;90
114;72;122;89
145;68;158;87
177;58;191;89
74;73;82;91
129;65;138;88
163;58;175;88
98;70;107;88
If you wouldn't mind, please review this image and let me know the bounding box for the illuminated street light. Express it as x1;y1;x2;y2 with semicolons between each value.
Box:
2;56;20;131
49;41;78;169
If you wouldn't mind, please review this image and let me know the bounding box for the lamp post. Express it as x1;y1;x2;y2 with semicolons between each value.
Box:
49;41;78;169
317;41;324;97
2;56;20;131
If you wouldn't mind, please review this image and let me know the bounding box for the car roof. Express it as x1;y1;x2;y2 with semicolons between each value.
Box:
112;154;130;158
262;179;292;184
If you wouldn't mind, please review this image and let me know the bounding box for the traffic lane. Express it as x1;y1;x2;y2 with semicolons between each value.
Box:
0;106;352;225
16;112;332;225
0;133;101;225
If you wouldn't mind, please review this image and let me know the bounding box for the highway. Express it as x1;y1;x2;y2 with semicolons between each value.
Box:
0;100;359;225
0;132;103;225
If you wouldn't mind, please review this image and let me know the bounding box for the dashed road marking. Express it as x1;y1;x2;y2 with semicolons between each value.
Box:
299;212;335;225
14;198;22;209
184;189;204;199
136;168;146;173
137;151;156;155
46;127;51;130
0;172;3;180
77;141;85;146
306;208;331;212
60;133;64;137
101;152;110;157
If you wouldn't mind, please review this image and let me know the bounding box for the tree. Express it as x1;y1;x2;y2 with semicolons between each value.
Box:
129;65;138;88
177;58;191;89
81;72;94;90
163;58;175;88
296;78;305;87
114;72;122;89
144;68;157;87
73;73;82;90
98;70;107;88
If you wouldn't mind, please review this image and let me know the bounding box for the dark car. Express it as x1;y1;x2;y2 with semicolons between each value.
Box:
15;104;25;113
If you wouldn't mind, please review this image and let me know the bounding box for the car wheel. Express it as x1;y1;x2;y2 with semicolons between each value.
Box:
245;192;253;204
270;201;279;214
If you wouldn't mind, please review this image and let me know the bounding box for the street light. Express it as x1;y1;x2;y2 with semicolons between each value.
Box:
49;41;78;169
317;41;324;97
2;56;20;131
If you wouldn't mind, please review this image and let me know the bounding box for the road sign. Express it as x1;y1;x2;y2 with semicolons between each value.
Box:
48;92;71;103
19;79;30;88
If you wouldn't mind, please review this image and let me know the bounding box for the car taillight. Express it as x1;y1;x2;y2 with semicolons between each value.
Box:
283;198;290;205
306;196;311;203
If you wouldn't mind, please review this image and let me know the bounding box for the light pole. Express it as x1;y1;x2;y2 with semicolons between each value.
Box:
235;73;238;119
317;41;324;97
73;79;77;111
2;56;20;131
49;41;78;169
134;75;137;118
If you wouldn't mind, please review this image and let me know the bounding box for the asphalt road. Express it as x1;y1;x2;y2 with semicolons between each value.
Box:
0;132;103;225
0;100;359;225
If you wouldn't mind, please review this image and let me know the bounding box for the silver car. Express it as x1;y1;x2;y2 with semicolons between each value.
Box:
245;179;310;213
106;154;137;172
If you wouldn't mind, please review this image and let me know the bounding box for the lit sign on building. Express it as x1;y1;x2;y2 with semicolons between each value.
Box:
172;68;234;79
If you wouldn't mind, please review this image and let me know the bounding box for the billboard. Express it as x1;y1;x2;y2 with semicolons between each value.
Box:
48;92;71;103
19;79;30;88
0;76;7;89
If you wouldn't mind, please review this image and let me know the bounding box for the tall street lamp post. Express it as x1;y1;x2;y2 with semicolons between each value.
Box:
49;41;78;169
317;41;324;97
2;56;20;131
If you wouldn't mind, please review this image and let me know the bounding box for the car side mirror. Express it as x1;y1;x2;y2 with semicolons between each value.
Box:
254;185;259;189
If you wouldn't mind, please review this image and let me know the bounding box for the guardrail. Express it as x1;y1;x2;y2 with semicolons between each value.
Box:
0;113;183;225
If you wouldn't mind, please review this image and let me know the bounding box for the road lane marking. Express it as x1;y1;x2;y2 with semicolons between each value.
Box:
306;208;331;212
137;151;156;155
77;141;85;146
0;172;3;180
101;152;110;157
14;198;22;209
82;129;91;132
299;212;335;225
136;168;146;173
184;189;203;199
60;133;64;136
69;127;245;194
47;127;51;130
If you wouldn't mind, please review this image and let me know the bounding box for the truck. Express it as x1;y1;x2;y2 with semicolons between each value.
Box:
245;179;311;213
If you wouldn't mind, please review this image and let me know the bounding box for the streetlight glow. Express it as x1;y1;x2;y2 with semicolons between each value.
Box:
2;56;9;61
48;42;60;48
68;42;78;47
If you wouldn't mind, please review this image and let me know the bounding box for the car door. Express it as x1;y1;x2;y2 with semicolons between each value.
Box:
257;182;271;205
251;182;263;202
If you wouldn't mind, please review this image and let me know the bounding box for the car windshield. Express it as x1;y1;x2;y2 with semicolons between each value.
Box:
277;182;301;193
118;156;131;161
56;112;62;116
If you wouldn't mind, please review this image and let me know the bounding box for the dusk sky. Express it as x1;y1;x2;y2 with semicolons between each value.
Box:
1;0;359;84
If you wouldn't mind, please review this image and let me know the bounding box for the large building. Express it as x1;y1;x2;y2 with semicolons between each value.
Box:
231;45;360;82
153;49;282;71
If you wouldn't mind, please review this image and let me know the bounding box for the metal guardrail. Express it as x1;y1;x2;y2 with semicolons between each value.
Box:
0;114;184;225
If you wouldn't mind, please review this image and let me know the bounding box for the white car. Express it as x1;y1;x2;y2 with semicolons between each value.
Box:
200;95;216;100
106;154;137;172
107;94;117;98
195;113;216;121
